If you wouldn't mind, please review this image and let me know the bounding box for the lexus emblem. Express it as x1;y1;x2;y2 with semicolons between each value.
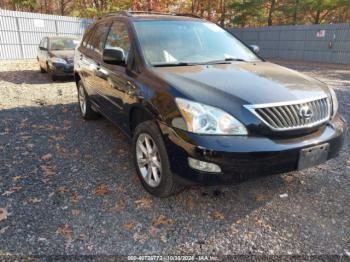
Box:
299;105;313;119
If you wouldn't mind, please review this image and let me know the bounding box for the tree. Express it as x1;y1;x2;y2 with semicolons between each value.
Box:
267;0;276;26
229;0;266;27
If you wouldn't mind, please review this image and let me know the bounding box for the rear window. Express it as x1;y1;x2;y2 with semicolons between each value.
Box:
49;38;78;50
85;22;110;54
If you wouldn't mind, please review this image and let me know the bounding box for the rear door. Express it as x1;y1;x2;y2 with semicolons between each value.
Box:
77;21;111;104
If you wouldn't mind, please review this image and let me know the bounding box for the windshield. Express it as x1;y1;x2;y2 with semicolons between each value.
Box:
133;20;260;66
49;38;78;50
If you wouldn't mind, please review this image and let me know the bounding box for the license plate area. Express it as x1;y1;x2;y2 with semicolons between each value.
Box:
298;143;329;170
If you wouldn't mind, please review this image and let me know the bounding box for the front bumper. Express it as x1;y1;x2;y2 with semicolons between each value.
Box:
159;115;347;185
48;62;74;76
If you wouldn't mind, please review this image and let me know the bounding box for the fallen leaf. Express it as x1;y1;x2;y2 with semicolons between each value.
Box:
93;184;109;196
283;175;294;184
56;224;73;239
86;244;94;251
212;210;225;220
112;199;125;212
123;223;136;230
0;208;8;221
2;186;22;196
152;215;175;227
50;135;65;141
28;197;41;204
235;219;242;224
185;195;195;210
78;233;87;240
57;186;68;193
149;226;158;237
41;153;53;161
12;176;22;182
40;165;56;177
70;193;82;204
255;193;270;201
71;209;80;216
160;231;168;243
55;145;69;156
133;232;148;244
135;197;153;209
0;226;9;234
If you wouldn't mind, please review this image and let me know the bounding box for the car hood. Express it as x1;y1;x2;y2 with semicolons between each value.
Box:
49;50;75;60
153;61;330;106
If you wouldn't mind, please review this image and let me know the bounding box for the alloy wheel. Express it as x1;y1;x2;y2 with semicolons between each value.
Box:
136;133;162;187
78;85;86;115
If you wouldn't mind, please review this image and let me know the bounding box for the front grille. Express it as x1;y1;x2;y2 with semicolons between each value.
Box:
245;96;331;131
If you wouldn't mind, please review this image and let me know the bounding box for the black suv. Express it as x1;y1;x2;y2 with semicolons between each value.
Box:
74;11;346;197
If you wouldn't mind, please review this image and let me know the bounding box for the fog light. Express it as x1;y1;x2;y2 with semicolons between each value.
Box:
188;157;221;173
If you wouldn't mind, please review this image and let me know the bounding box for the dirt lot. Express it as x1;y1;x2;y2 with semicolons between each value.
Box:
0;60;349;258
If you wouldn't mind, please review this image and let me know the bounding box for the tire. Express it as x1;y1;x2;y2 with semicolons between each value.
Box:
46;63;57;81
132;120;184;197
50;71;57;81
77;80;99;120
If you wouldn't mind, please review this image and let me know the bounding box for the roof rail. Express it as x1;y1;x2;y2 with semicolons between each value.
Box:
128;11;174;16
175;13;201;18
99;10;202;19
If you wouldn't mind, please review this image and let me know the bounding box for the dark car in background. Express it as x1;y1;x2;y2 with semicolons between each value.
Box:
37;36;79;80
74;11;346;197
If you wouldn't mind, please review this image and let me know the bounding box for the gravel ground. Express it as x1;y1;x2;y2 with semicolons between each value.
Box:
0;60;349;259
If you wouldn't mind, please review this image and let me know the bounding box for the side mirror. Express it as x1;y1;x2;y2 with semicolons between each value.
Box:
103;48;125;65
250;45;260;53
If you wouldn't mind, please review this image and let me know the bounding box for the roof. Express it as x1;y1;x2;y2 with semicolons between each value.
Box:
47;36;78;39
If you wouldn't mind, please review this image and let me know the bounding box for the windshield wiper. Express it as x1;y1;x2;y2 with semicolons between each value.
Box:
153;62;194;67
224;58;246;62
153;58;246;67
201;58;246;65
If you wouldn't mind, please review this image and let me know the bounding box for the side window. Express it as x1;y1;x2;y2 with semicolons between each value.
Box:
88;22;110;54
104;21;131;61
82;24;95;48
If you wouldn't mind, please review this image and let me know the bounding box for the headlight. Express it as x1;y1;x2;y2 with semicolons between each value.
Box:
175;98;247;135
50;57;67;64
329;87;338;117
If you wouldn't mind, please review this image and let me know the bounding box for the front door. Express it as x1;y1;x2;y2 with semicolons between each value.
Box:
97;20;133;130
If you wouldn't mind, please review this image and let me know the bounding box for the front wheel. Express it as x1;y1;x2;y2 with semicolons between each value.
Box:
132;121;184;197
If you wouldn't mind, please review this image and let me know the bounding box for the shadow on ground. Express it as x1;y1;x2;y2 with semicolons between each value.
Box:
0;103;287;255
0;70;74;85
